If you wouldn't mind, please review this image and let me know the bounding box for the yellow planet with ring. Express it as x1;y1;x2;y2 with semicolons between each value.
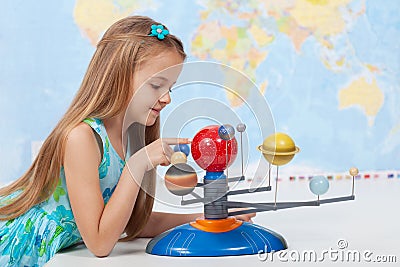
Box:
257;132;300;166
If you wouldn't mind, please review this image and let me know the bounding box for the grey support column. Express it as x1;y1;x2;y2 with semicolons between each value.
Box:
203;178;229;219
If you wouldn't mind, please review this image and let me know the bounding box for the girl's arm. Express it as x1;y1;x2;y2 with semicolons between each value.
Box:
64;123;190;257
138;211;256;238
137;212;203;238
64;123;147;257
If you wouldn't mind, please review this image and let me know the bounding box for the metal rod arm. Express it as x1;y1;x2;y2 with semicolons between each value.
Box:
189;191;202;199
227;195;355;216
227;176;245;182
227;186;271;196
319;195;355;204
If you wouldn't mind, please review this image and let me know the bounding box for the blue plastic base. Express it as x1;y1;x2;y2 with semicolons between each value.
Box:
146;222;287;256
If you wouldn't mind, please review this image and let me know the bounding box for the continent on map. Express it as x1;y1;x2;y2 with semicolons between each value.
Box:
338;76;384;126
73;0;154;46
263;0;365;58
191;15;272;106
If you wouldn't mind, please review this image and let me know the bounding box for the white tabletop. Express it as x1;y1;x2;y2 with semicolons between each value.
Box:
47;178;400;266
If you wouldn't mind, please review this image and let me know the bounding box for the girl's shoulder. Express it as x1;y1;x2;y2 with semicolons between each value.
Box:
65;121;102;162
83;118;103;133
69;121;96;142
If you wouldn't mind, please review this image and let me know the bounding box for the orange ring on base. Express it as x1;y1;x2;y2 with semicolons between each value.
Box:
190;217;243;233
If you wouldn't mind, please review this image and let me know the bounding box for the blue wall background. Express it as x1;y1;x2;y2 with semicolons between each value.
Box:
1;0;399;184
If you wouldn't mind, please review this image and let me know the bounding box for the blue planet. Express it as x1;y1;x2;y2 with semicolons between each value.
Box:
309;175;329;195
173;144;190;156
218;124;235;140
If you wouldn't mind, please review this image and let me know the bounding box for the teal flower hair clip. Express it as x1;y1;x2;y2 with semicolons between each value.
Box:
149;24;169;40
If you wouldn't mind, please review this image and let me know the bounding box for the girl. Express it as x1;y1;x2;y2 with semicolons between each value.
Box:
0;16;255;266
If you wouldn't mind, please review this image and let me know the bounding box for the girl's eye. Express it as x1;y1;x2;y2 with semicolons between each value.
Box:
151;84;161;89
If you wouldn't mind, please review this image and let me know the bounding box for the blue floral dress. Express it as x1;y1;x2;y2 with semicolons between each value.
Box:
0;118;125;267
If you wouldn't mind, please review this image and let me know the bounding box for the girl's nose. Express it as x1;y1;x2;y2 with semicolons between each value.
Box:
159;91;171;104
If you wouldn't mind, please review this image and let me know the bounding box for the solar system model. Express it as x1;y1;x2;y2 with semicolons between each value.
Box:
146;124;357;256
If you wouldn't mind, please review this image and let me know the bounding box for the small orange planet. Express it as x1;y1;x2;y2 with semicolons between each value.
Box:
165;163;198;196
171;151;187;164
257;132;300;166
349;167;359;176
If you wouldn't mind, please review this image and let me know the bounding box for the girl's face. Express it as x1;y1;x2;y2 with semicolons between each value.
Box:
126;50;184;126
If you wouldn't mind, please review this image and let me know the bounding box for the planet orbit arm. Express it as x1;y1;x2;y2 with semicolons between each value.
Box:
181;199;316;209
181;195;354;208
225;201;318;211
226;196;354;207
318;195;355;204
181;197;215;205
181;198;202;205
227;176;245;182
227;186;271;196
182;186;272;205
227;202;319;216
228;208;271;216
227;196;355;216
181;186;272;205
189;191;202;199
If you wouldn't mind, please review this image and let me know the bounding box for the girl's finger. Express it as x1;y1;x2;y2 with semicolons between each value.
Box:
160;154;171;166
164;145;174;158
161;143;174;162
163;138;192;145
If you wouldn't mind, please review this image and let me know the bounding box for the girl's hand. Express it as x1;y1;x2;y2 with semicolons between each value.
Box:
133;138;192;172
230;208;256;223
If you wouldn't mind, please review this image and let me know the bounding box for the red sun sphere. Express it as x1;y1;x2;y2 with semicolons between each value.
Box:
191;125;238;172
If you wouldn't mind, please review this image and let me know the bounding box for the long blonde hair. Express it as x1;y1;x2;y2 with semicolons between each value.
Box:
0;16;186;240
